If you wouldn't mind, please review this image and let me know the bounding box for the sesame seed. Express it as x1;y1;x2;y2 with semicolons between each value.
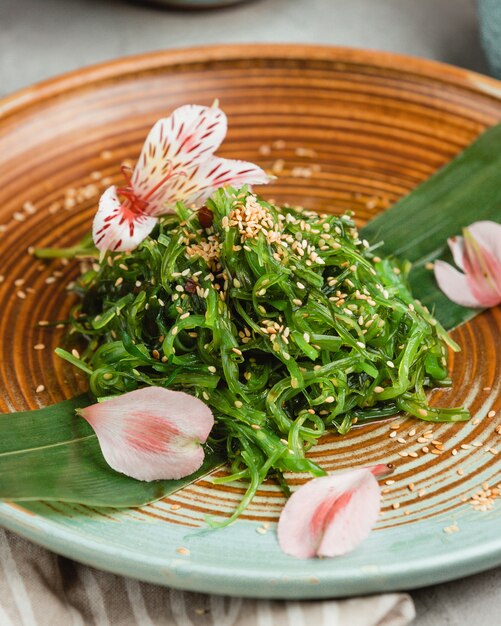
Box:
325;396;335;403
208;366;217;373
71;349;80;358
374;386;385;393
176;547;190;556
398;451;409;458
460;444;471;450
152;349;160;360
17;290;27;299
296;282;305;290
33;343;45;350
421;446;430;453
488;410;496;418
35;384;45;393
385;479;395;485
251;424;261;430
234;400;243;409
232;347;243;356
389;431;397;439
392;503;400;510
114;277;123;287
171;326;179;336
418;408;428;417
387;360;395;368
170;503;181;510
180;312;190;320
175;285;184;292
408;429;416;437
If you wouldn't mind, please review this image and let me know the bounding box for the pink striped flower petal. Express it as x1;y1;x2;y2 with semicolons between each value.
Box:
468;220;501;261
277;468;381;559
78;387;214;481
131;104;227;215
447;235;465;271
154;156;271;214
92;186;158;252
462;227;501;307
434;260;484;308
435;221;501;309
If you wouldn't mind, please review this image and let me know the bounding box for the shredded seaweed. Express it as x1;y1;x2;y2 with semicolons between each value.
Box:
47;187;469;522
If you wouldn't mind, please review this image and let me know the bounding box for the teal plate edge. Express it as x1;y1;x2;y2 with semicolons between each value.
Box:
0;501;500;599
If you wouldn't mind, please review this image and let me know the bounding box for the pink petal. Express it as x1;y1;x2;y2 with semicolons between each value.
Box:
78;387;214;481
277;469;381;559
131;104;227;211
447;235;465;271
433;260;484;308
462;226;501;307
467;221;501;261
92;186;158;252
154;156;271;214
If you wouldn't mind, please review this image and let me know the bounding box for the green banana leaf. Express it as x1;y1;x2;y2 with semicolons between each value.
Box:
1;123;500;508
361;123;501;330
0;395;224;506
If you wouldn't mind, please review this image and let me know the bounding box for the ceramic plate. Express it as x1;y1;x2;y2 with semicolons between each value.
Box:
0;45;500;599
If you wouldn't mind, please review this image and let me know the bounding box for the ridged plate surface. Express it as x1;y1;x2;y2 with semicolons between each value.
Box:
0;45;500;598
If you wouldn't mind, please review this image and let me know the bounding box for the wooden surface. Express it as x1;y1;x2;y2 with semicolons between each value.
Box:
0;44;500;605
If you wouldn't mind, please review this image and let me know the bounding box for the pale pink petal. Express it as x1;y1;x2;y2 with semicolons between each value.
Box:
131;104;227;212
433;260;484;308
368;463;394;478
78;387;214;481
92;186;158;252
467;221;501;261
447;235;465;271
462;226;501;306
151;156;271;215
277;469;381;559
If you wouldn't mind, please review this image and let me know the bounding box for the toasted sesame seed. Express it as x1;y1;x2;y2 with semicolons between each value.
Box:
385;479;395;485
176;547;190;556
389;431;397;439
398;451;409;458
208;366;217;373
397;437;407;444
387;360;395;368
34;343;45;350
232;347;243;356
35;384;45;393
408;428;416;437
460;444;471;450
251;424;261;430
488;410;496;418
392;503;400;510
324;396;335;404
71;349;80;358
422;446;430;453
296;282;305;290
17;290;27;299
418;408;428;417
374;386;384;393
171;326;179;336
114;277;123;287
